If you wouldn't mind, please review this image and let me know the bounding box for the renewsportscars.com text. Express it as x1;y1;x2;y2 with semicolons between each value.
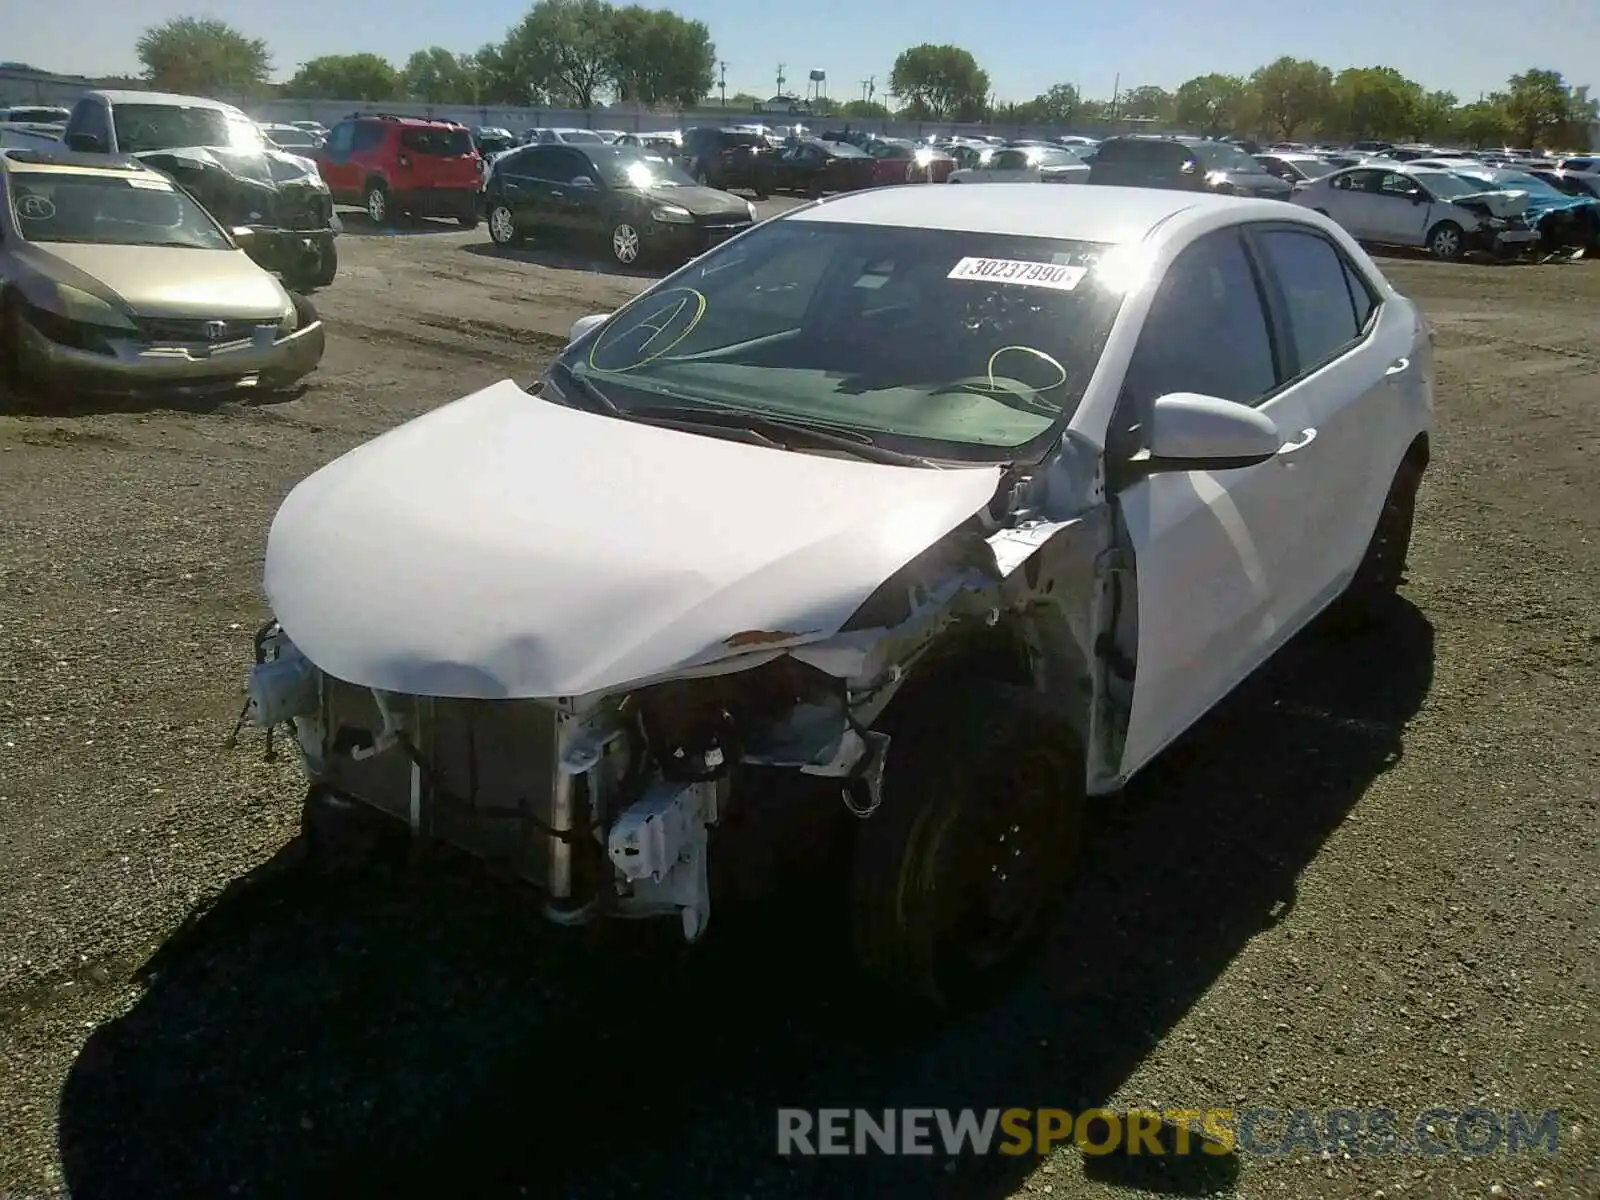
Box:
776;1106;1562;1157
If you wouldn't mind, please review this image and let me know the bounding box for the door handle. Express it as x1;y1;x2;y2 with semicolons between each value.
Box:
1386;356;1411;375
1277;427;1318;456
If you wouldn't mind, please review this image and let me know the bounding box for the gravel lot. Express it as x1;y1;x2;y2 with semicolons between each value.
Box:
1;205;1596;1200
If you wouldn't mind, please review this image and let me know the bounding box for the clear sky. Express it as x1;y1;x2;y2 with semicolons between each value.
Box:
6;0;1598;104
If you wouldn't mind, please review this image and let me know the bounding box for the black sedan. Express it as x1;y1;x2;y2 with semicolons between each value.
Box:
756;138;878;197
483;144;757;267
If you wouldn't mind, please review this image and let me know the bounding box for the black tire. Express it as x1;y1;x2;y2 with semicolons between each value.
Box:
310;240;338;288
1426;220;1464;261
364;182;392;227
1322;459;1422;633
457;214;479;230
850;682;1087;1010
0;291;23;397
487;201;522;246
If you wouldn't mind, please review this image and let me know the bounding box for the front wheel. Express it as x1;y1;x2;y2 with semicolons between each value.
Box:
487;202;521;246
1426;220;1464;261
610;221;643;266
308;240;338;288
850;683;1086;1010
1321;459;1422;633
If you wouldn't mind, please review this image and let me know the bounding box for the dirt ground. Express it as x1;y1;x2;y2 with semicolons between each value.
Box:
0;208;1596;1200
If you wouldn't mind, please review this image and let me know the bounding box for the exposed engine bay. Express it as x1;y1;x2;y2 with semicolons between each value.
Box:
242;456;1130;944
137;145;338;288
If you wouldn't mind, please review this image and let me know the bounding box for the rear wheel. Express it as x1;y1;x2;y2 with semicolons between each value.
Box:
487;202;521;246
364;183;391;227
849;683;1086;1010
457;214;479;230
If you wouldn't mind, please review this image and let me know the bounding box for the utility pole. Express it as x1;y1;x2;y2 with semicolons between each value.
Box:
776;63;786;97
1110;72;1121;120
718;61;727;107
861;76;875;105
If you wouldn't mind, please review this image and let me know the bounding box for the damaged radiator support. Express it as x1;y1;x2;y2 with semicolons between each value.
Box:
251;637;896;942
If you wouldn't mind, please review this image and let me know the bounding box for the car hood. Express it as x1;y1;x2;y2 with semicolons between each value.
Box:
263;379;1005;700
644;184;749;217
18;243;290;321
1452;189;1530;218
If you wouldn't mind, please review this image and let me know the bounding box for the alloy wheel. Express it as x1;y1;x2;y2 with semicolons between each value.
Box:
612;223;641;265
366;188;386;224
489;205;516;244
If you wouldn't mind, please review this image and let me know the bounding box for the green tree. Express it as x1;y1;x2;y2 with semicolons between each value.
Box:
1173;73;1249;136
135;16;272;96
1118;85;1173;121
504;0;617;110
1503;68;1591;147
1412;89;1459;141
282;54;400;101
1029;83;1081;124
472;42;539;105
1249;57;1332;139
609;6;715;109
1456;98;1512;148
403;47;478;103
1330;67;1421;140
889;44;990;121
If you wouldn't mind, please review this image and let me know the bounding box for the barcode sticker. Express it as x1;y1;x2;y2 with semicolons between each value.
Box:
947;257;1087;290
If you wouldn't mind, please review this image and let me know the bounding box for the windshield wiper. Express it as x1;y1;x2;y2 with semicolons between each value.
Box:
548;359;621;414
626;404;938;467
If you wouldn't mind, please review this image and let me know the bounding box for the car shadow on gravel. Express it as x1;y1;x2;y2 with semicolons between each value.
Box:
461;241;668;280
0;380;310;417
57;599;1433;1200
335;210;474;237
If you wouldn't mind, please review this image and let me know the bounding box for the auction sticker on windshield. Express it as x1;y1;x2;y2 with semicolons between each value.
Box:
947;257;1087;290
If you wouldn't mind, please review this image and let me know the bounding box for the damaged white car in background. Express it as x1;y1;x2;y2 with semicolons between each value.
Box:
241;185;1433;1008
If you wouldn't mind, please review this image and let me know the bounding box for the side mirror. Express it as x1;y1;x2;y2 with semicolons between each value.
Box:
65;131;105;153
569;312;609;344
571;175;596;189
231;227;256;247
1127;392;1285;477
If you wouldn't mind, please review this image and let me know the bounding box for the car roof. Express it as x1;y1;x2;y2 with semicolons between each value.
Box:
85;90;245;115
0;146;157;175
786;183;1288;243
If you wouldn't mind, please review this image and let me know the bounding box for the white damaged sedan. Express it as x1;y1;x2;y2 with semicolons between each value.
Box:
244;184;1433;1007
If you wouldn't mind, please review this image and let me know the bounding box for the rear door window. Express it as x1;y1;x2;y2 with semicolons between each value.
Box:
401;127;473;156
1253;227;1364;373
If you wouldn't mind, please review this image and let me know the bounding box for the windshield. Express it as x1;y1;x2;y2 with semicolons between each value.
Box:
9;170;231;249
823;141;870;158
559;129;605;144
1195;141;1267;173
555;220;1130;462
112;104;262;154
603;154;697;188
1413;171;1485;198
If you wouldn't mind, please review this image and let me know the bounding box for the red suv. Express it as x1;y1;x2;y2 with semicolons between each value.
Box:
314;114;481;227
